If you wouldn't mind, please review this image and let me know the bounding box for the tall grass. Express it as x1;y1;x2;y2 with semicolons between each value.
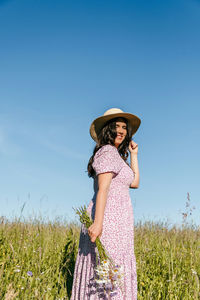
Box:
0;216;80;299
0;195;199;299
135;221;200;299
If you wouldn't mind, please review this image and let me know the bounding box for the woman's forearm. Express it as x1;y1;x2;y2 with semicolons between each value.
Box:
94;188;109;226
130;153;140;188
88;173;112;242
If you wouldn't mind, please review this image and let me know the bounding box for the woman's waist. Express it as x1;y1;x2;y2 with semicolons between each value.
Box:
88;195;132;211
92;185;130;198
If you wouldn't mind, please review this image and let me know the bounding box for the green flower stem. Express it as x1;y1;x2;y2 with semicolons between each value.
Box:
73;205;115;266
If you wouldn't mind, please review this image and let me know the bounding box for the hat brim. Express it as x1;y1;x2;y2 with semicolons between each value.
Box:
90;112;141;142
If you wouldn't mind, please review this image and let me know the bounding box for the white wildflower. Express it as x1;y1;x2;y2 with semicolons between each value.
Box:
14;269;21;273
95;260;124;296
191;269;197;275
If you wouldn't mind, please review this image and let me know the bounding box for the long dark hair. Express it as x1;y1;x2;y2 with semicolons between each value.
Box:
87;117;132;178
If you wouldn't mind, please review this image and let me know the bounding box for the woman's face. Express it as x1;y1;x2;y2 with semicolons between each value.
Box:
114;120;127;148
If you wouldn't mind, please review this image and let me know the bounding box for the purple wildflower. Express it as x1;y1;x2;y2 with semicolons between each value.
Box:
105;282;113;290
27;271;33;277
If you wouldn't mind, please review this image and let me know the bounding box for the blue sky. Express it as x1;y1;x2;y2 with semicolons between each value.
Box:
0;0;199;226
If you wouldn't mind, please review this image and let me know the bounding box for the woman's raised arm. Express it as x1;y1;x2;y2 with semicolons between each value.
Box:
129;140;140;189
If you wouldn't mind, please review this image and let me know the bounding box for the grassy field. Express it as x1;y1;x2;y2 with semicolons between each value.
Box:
0;213;200;300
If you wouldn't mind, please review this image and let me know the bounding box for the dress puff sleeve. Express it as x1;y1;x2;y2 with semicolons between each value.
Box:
92;144;123;176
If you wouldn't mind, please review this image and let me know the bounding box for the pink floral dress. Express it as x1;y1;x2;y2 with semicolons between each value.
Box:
71;144;137;299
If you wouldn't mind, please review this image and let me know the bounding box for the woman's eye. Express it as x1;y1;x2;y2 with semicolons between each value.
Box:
116;125;127;129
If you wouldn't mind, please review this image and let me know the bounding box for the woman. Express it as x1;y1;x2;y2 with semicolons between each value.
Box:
71;108;141;300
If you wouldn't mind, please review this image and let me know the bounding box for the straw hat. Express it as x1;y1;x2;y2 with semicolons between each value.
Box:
90;108;141;142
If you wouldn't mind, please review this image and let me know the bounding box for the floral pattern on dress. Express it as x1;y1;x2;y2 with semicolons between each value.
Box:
71;144;137;300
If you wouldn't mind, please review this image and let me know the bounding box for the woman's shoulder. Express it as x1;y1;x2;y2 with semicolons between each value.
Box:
92;144;122;175
94;144;117;158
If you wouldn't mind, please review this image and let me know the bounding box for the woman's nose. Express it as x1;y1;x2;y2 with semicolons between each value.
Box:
118;127;124;134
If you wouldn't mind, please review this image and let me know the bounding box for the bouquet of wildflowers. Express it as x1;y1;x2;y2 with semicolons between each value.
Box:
74;205;125;298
